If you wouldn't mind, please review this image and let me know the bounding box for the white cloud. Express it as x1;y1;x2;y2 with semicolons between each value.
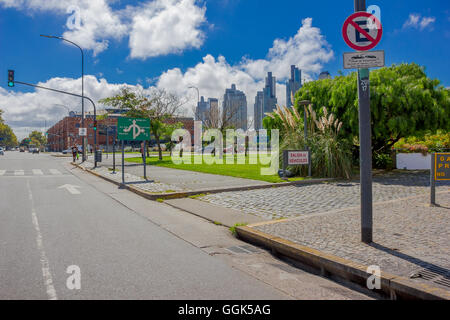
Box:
403;14;435;31
0;0;206;58
1;18;333;137
0;76;138;139
0;0;127;56
419;17;436;30
157;18;333;116
128;0;206;59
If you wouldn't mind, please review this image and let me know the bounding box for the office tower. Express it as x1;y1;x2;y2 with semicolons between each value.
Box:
223;84;248;130
262;72;278;116
195;96;209;122
254;91;264;130
253;72;278;130
286;65;302;107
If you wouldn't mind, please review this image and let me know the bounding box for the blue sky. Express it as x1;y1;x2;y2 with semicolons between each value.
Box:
0;0;449;138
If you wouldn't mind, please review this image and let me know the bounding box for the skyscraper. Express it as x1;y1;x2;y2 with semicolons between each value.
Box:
286;65;302;107
254;72;278;130
195;96;209;122
253;91;264;130
223;84;248;130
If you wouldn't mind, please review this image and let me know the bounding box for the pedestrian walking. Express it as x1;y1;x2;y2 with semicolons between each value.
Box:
72;145;78;162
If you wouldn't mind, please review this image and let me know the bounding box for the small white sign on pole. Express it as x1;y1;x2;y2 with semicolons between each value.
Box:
287;151;309;165
343;50;385;69
79;128;87;137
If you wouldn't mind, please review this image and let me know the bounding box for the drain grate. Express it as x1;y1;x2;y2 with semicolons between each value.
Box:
226;245;260;255
410;266;450;289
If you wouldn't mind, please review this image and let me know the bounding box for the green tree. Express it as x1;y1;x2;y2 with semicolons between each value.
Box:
294;63;450;154
100;87;185;160
0;109;18;148
29;130;47;147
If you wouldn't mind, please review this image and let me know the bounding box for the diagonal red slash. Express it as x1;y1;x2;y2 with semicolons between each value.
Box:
349;20;376;43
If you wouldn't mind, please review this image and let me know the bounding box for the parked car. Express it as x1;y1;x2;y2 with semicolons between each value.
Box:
0;147;4;155
62;149;72;154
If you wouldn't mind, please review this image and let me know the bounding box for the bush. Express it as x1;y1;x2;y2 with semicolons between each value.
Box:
310;133;353;178
374;153;394;170
394;131;450;153
270;105;352;179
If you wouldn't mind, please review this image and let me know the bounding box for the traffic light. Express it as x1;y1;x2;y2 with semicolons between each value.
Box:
93;120;97;131
8;70;14;87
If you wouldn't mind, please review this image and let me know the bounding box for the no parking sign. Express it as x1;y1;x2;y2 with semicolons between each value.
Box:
342;12;383;51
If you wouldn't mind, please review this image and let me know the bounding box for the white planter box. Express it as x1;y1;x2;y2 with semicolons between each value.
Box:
396;153;431;170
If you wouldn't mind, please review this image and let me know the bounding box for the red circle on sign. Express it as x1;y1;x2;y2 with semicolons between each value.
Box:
342;12;383;51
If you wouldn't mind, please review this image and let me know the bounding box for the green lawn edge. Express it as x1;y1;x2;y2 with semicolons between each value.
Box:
124;156;306;183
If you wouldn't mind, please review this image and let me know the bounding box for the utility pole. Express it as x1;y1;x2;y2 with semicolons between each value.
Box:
354;0;373;243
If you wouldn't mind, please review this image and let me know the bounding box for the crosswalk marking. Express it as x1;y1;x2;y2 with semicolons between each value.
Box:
0;169;67;176
49;169;62;175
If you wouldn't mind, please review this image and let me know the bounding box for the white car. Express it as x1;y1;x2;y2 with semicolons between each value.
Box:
0;147;4;155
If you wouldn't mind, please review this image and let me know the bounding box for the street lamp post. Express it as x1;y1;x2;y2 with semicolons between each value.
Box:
188;86;200;105
40;34;86;162
188;86;201;156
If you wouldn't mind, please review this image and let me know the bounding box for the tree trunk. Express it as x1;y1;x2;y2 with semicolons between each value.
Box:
156;134;163;160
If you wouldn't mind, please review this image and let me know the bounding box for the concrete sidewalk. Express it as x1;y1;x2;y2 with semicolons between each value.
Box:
237;191;450;299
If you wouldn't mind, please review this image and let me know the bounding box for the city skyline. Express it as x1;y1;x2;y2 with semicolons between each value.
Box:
2;0;449;139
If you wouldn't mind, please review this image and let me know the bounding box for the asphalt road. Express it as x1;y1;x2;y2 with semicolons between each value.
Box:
0;152;288;300
0;151;372;300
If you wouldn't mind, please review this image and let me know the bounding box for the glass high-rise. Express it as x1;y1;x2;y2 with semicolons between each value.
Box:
223;84;248;130
286;65;302;108
254;72;278;130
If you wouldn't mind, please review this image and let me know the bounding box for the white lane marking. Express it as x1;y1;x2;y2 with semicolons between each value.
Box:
0;170;5;176
49;169;62;175
26;180;58;300
33;169;44;175
58;184;81;195
15;170;24;176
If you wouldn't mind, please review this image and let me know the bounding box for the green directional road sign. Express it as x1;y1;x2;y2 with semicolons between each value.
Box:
117;117;150;141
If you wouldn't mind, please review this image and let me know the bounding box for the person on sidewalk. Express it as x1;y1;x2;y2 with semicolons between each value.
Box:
71;145;78;163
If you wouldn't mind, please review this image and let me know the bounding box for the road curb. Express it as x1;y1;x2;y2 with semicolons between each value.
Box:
71;162;337;200
236;226;450;300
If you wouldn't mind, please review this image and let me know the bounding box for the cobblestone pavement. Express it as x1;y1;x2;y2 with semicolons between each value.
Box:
199;172;450;220
254;192;450;290
79;162;184;193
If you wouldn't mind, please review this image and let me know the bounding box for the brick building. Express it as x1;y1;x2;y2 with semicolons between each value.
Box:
47;113;195;152
47;114;116;152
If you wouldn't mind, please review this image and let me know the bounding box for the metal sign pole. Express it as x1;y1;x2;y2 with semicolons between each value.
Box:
106;128;109;159
122;140;125;185
355;0;373;244
113;138;116;174
431;153;436;206
143;141;147;180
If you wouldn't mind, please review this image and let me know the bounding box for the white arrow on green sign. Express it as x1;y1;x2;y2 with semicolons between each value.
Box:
117;117;150;141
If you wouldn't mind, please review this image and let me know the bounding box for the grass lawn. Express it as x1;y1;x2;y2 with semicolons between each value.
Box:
103;151;171;156
125;155;306;183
